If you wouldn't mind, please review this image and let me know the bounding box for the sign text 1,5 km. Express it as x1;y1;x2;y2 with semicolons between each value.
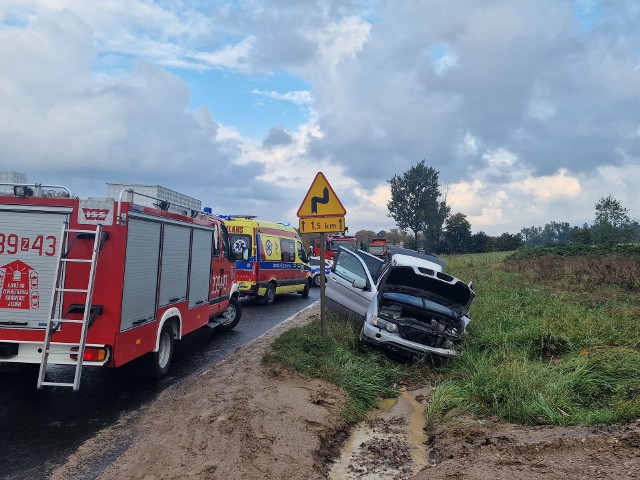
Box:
297;172;347;218
299;216;346;234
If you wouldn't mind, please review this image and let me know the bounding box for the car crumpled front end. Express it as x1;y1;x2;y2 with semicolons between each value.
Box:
360;264;474;359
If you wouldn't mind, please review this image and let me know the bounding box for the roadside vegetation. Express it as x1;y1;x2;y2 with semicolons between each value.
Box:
263;314;431;423
265;248;640;428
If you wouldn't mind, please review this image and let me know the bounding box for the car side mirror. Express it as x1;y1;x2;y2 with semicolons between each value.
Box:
352;278;367;289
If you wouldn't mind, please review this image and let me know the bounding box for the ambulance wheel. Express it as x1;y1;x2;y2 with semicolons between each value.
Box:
301;279;310;298
216;296;242;331
147;322;175;379
261;283;276;305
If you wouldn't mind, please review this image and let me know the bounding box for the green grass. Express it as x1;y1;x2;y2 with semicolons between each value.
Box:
263;313;431;423
432;252;640;426
265;250;640;428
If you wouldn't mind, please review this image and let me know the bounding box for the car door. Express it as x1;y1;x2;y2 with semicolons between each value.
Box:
326;248;383;322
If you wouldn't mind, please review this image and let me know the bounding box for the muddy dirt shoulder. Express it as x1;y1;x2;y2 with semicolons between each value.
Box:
50;305;350;480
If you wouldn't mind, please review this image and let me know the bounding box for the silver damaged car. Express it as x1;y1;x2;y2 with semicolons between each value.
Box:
326;247;474;359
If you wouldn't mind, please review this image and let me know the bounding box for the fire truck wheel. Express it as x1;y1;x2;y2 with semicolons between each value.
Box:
147;322;175;379
301;279;310;297
216;296;242;331
261;283;276;305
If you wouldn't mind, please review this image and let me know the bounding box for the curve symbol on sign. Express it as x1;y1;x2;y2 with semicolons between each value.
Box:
311;187;329;214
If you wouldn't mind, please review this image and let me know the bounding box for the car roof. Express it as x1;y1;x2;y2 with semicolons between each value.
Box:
390;253;443;272
387;247;445;268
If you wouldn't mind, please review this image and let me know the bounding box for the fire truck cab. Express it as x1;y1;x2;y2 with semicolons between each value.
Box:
0;181;240;390
313;234;358;261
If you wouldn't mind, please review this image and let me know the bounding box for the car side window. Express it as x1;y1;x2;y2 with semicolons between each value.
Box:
334;253;368;285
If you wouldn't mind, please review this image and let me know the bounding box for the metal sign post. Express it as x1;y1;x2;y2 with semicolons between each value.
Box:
319;233;327;335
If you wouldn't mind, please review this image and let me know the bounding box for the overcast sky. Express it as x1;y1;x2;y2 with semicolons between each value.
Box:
1;1;639;235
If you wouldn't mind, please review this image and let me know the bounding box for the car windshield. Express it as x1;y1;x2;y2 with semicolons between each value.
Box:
329;240;357;252
381;291;453;317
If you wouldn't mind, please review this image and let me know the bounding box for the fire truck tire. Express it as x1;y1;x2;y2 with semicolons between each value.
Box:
300;279;310;297
261;283;276;305
216;296;242;331
147;322;175;379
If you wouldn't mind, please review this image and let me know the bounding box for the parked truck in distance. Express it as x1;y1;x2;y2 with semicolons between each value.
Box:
367;238;390;258
312;234;358;261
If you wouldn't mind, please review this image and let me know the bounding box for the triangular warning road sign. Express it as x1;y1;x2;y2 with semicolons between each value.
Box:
297;172;347;217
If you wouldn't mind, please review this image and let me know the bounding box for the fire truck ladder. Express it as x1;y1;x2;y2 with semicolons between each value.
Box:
37;223;105;391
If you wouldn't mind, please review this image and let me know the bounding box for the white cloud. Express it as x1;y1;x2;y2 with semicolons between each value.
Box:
482;148;517;169
251;89;312;106
191;37;256;72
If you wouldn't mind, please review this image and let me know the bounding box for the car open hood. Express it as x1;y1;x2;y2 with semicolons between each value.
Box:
378;265;474;316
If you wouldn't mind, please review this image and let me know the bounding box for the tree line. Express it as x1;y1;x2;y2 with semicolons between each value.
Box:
361;160;638;255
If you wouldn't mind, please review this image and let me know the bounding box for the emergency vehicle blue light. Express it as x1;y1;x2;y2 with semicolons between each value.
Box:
203;206;212;214
279;222;291;227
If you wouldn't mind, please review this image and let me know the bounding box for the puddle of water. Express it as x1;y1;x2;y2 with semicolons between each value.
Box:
328;388;431;479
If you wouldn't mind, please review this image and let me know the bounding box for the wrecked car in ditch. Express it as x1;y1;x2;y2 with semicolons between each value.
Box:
325;247;474;359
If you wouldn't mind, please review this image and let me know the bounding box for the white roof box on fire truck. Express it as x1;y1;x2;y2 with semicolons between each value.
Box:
106;182;201;216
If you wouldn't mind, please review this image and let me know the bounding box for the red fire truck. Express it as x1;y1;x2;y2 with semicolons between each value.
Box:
313;234;358;261
0;182;240;390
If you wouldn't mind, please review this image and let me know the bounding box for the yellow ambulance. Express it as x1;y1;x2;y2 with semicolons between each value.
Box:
222;216;312;305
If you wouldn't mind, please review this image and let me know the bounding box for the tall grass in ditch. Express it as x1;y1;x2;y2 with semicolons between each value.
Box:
429;251;640;426
265;249;640;428
263;314;430;423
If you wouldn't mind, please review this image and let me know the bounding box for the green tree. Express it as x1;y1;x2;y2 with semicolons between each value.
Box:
470;231;493;253
592;195;633;245
355;229;376;247
571;223;592;245
387;160;449;250
494;232;523;251
443;212;472;253
386;228;406;246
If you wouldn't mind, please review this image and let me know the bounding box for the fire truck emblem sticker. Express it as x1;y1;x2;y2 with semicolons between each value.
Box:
0;259;39;310
265;240;273;256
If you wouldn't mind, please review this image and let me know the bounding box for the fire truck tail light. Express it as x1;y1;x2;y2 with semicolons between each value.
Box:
70;346;109;362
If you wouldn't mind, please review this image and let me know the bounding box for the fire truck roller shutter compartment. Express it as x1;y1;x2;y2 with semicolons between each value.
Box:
188;227;213;309
158;224;190;307
121;219;161;331
0;207;71;329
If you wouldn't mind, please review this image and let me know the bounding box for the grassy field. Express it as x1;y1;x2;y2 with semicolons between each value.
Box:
265;249;640;427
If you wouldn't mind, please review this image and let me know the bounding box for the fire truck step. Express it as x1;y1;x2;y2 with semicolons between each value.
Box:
39;381;76;388
60;258;93;263
50;318;85;324
55;288;90;293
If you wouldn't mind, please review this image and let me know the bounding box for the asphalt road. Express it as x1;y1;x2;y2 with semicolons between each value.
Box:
0;289;320;480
